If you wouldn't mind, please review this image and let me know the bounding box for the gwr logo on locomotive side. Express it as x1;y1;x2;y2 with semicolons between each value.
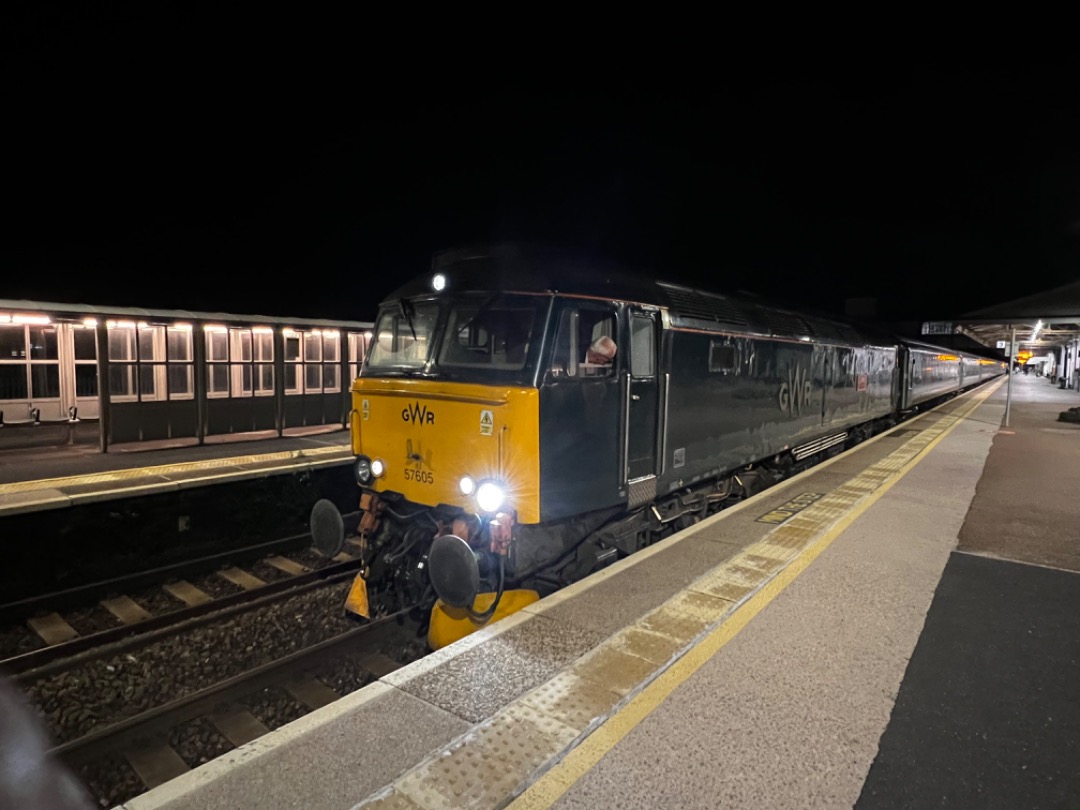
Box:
402;402;436;424
778;364;814;417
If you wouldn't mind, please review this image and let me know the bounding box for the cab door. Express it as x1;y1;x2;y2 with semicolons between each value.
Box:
624;309;659;507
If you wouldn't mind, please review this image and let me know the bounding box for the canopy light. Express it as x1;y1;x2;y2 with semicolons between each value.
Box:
432;273;447;292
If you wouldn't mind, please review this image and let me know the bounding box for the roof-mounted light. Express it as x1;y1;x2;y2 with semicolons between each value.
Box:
432;273;447;292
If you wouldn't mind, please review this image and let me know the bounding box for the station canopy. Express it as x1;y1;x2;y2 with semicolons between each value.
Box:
923;278;1080;357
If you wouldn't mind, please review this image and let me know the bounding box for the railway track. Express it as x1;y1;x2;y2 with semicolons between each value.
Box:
7;552;427;808
0;531;363;667
0;523;437;807
4;557;367;682
54;607;424;807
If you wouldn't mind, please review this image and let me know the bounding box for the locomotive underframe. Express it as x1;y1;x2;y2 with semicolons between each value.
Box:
348;411;901;622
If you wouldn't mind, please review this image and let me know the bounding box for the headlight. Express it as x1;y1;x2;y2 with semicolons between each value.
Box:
370;458;385;478
354;456;373;485
458;475;476;496
476;481;505;513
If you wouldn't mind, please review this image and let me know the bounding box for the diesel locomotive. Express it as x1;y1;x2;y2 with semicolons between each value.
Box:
309;244;1005;648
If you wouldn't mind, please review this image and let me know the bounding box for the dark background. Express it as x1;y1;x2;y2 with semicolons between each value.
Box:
4;10;1079;325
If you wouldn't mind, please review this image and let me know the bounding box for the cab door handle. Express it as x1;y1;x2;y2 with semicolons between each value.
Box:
631;394;640;401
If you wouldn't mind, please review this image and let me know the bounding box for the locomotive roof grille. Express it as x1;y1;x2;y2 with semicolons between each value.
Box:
752;305;814;338
658;283;750;327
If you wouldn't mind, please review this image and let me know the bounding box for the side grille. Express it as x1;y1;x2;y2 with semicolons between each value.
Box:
792;432;848;461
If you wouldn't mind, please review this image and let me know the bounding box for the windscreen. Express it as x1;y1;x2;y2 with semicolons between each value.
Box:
437;294;542;371
365;301;439;370
363;294;547;378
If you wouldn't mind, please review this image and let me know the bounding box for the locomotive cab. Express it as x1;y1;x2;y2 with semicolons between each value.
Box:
310;249;666;649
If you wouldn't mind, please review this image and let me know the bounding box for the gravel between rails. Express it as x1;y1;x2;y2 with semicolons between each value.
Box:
26;581;359;744
59;592;429;809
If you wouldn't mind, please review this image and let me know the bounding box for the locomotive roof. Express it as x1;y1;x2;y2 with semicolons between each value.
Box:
381;244;895;347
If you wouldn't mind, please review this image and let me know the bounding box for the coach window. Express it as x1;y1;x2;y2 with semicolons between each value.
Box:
550;304;617;379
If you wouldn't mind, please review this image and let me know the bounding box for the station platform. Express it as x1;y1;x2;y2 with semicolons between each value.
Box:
0;427;353;517
45;374;1080;808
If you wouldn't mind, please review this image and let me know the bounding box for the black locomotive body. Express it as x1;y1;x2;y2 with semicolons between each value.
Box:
310;245;1005;648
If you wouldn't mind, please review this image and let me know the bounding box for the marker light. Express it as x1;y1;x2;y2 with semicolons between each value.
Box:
459;475;476;496
370;458;385;478
476;481;506;513
432;273;447;292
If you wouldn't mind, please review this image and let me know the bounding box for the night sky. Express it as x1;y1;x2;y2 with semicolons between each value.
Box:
4;13;1079;326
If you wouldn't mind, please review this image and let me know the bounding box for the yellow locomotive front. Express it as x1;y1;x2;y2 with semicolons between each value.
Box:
351;378;540;526
320;275;552;648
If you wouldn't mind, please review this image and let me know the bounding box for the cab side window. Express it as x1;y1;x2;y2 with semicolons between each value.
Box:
550;304;617;379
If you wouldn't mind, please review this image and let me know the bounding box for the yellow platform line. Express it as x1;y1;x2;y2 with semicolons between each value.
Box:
505;381;1002;810
0;444;350;495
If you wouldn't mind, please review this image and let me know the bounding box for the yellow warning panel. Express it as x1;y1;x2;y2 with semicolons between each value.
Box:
344;574;370;619
756;492;824;524
428;589;540;650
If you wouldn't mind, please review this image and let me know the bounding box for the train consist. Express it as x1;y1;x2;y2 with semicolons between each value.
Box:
309;244;1006;648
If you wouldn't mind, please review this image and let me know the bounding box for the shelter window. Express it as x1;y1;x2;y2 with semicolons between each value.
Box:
0;323;66;405
304;331;323;392
27;326;60;399
231;328;274;397
284;331;301;394
0;322;73;406
253;329;275;394
348;331;369;384
322;332;340;392
73;325;98;398
0;325;31;401
106;323;159;401
164;326;193;399
282;329;338;395
206;327;230;398
205;327;275;398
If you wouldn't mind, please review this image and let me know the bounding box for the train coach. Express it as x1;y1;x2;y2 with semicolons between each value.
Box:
308;244;1006;648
